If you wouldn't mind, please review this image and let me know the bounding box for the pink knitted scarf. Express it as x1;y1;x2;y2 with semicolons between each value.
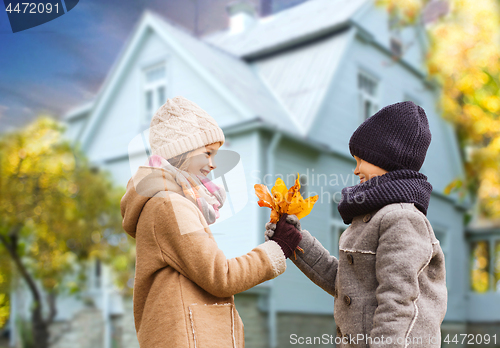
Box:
146;154;226;225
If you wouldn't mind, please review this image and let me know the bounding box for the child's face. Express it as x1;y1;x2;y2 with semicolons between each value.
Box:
186;142;221;177
353;156;388;184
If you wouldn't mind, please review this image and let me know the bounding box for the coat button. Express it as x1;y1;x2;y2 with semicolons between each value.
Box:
336;326;342;337
347;254;354;264
344;295;351;306
363;213;371;223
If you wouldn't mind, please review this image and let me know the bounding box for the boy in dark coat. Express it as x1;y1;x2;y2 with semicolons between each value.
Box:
267;101;447;348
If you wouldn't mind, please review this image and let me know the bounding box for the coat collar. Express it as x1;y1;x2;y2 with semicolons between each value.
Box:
120;166;184;238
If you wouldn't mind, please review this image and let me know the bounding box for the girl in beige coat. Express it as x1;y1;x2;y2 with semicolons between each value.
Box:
120;96;302;347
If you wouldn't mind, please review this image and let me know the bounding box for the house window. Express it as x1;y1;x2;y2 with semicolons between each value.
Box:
143;63;167;125
330;198;347;258
358;72;379;121
470;241;490;293
495;241;500;291
468;236;500;293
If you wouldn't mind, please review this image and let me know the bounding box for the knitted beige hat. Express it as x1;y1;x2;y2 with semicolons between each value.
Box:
149;96;225;159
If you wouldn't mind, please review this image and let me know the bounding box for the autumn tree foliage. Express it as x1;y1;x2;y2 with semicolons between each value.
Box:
0;117;135;348
378;0;500;221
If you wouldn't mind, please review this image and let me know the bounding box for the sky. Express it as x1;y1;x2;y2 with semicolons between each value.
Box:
0;0;241;132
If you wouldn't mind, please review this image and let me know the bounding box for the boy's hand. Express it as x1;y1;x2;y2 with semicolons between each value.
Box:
265;213;303;259
265;214;302;241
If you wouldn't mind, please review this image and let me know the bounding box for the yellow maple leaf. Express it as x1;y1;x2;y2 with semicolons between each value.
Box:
254;173;318;223
271;177;289;214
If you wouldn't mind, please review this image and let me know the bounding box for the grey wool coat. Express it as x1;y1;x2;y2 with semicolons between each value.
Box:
282;203;447;348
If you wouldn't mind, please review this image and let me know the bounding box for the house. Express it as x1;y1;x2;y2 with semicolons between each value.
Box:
11;0;489;347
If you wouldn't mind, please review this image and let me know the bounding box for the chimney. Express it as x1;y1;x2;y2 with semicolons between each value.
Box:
260;0;272;16
226;1;257;34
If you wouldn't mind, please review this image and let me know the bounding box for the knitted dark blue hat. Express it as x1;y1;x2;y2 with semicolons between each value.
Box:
349;101;432;172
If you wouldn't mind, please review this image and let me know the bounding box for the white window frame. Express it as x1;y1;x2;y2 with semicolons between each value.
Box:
142;62;167;127
358;71;379;121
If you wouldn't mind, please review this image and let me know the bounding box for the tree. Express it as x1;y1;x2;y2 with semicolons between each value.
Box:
377;0;500;221
0;116;135;348
0;255;10;329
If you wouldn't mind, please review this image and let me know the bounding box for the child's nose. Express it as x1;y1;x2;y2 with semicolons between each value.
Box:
209;157;216;169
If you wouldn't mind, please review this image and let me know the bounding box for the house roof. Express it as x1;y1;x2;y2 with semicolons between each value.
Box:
253;27;354;132
72;0;376;149
74;10;307;150
64;99;95;121
148;12;301;133
203;0;367;58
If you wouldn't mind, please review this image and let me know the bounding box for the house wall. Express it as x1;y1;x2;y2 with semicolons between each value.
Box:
208;130;262;258
269;137;354;315
277;312;336;347
427;195;468;323
234;293;270;348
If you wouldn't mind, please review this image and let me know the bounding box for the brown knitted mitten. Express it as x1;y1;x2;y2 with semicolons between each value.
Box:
269;213;303;259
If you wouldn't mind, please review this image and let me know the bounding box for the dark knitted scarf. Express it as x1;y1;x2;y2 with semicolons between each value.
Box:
337;169;433;225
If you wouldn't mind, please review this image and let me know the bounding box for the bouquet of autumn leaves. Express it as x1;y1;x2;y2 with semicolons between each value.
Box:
254;173;318;258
